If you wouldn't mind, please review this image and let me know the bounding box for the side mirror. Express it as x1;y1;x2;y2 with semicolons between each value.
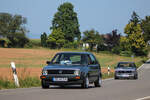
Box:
46;61;51;64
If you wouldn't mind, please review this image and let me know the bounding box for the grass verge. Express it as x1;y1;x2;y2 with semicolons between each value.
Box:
0;77;41;90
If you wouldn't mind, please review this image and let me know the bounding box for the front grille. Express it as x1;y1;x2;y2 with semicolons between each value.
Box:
47;70;74;74
118;71;132;74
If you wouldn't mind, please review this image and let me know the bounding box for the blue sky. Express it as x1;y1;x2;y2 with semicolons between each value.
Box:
0;0;150;39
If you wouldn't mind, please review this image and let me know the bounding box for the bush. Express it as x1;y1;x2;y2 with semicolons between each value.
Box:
97;44;108;51
24;39;41;48
24;42;33;48
63;41;79;49
112;46;121;54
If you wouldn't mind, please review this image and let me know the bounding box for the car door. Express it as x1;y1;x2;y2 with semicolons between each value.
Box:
87;54;100;82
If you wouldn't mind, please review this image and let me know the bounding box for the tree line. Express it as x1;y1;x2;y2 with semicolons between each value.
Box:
0;2;150;56
41;2;150;56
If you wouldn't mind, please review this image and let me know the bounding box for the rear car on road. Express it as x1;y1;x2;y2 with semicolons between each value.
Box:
40;52;102;88
114;62;138;79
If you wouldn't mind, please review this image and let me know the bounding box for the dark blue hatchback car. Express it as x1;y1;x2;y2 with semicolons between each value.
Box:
40;52;102;88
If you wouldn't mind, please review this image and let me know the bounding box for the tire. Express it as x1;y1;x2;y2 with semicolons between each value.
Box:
114;74;118;80
134;74;138;80
114;76;118;80
82;76;89;89
41;80;49;89
94;75;102;87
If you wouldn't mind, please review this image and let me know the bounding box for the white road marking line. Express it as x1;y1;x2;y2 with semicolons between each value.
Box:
136;96;150;100
138;59;150;70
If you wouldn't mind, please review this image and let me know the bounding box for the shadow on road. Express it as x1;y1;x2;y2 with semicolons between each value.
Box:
45;85;95;89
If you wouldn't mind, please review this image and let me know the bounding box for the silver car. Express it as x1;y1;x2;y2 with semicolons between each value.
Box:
114;62;138;79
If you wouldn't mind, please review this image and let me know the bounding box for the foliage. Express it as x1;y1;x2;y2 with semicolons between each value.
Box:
0;79;16;89
96;35;105;51
102;72;114;79
130;11;140;25
123;22;147;56
7;32;29;47
103;29;121;51
0;77;41;89
141;16;150;42
19;77;41;88
0;38;10;47
0;13;29;47
40;32;47;47
50;2;81;42
47;28;65;49
121;12;147;56
63;41;79;49
24;39;41;48
112;46;121;54
82;29;101;51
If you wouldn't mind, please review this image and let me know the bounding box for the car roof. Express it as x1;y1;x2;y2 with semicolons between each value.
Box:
56;52;92;55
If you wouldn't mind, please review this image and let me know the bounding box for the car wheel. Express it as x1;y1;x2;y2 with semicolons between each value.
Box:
94;75;102;87
82;76;89;89
134;74;138;80
114;76;118;80
114;75;118;80
41;80;49;89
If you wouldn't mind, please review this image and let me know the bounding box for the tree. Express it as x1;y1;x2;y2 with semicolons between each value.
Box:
50;2;81;42
123;22;147;56
47;28;65;49
0;13;29;47
0;13;12;37
120;11;147;56
130;11;140;25
141;16;150;42
41;32;47;47
82;29;101;51
103;29;121;50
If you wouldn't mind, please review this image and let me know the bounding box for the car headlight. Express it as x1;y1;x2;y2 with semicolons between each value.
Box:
74;70;80;76
42;70;48;75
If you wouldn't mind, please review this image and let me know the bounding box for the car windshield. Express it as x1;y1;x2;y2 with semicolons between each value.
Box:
117;63;136;68
51;53;87;65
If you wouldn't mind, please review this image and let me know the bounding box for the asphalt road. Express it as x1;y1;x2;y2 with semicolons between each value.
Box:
0;61;150;100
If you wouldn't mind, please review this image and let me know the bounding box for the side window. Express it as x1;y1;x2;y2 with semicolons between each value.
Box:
87;54;97;65
52;54;60;64
89;54;97;64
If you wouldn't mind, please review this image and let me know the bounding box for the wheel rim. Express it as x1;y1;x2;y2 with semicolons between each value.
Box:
86;77;89;88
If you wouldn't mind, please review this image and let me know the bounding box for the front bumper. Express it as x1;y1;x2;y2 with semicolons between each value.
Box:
40;75;83;85
115;73;135;78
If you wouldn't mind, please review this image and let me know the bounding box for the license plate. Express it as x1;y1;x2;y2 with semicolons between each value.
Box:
53;78;68;82
122;74;129;77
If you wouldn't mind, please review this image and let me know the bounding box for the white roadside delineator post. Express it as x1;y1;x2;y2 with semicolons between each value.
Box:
11;62;20;87
108;66;110;75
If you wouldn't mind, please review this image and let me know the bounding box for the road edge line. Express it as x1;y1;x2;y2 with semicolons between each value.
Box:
136;96;150;100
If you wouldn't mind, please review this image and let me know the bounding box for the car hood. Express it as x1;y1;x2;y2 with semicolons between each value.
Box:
43;64;86;70
115;67;136;71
